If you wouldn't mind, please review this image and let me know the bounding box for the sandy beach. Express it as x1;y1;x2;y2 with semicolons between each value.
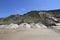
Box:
0;28;60;40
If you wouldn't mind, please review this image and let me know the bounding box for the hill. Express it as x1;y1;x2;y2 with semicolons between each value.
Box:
0;9;60;25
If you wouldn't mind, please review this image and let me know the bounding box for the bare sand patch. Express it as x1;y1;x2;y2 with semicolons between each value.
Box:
0;28;60;40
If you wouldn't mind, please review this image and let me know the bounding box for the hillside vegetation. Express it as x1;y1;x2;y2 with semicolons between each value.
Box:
0;9;60;25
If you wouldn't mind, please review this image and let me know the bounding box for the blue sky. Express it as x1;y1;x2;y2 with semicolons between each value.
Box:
0;0;60;18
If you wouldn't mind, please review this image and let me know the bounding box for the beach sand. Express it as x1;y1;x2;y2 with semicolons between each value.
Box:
0;28;60;40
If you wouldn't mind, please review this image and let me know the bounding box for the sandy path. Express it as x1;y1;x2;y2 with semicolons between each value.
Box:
0;28;60;40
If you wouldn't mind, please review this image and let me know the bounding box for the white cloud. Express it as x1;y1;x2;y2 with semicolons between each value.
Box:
16;8;26;11
11;8;26;15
